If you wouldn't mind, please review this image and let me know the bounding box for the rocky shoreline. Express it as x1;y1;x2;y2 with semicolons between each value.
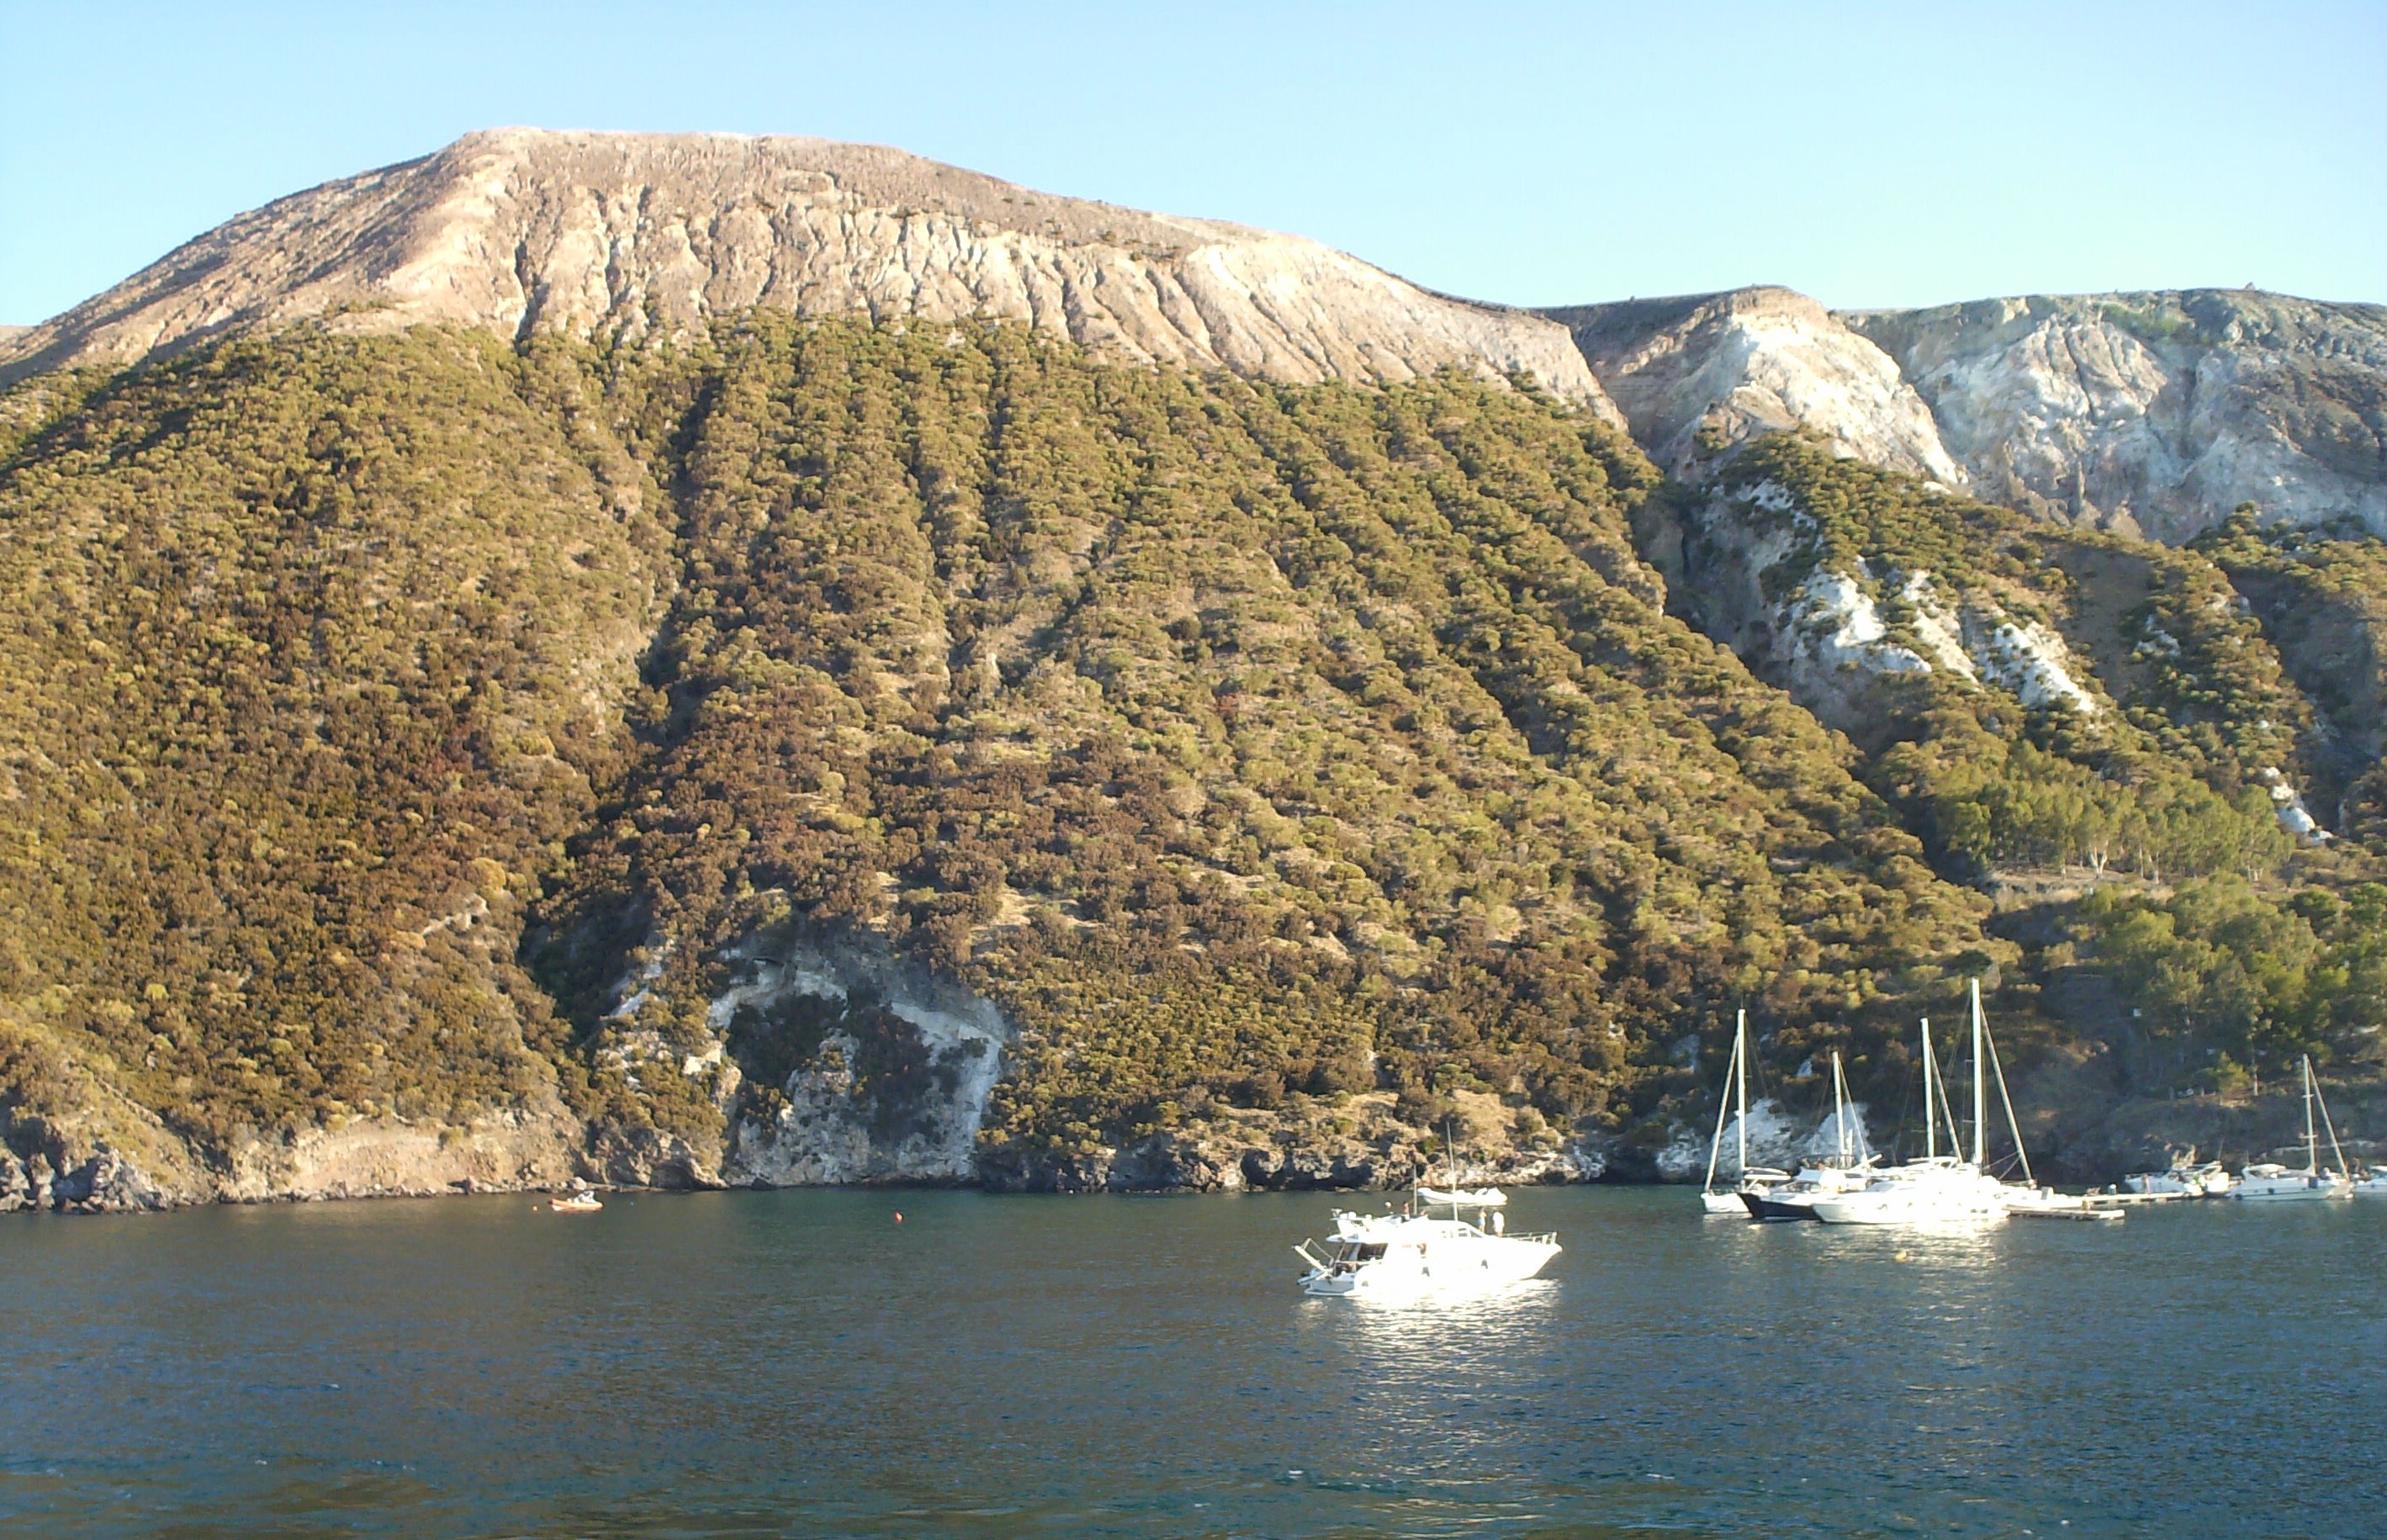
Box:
13;1060;2384;1216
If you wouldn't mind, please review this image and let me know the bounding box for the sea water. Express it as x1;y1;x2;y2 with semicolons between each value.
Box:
3;1186;2380;1537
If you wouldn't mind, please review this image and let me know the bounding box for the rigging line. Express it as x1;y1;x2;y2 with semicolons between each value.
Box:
1921;1021;1962;1158
2308;1057;2352;1180
1983;1005;2034;1187
1940;1036;1966;1157
1891;1038;1917;1163
1702;1020;1739;1193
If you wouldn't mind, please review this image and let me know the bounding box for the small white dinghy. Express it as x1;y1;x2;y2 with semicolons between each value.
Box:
550;1189;603;1213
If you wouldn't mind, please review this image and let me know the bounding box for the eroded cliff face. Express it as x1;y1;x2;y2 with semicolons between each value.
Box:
1546;285;2387;542
0;128;1613;415
705;939;1010;1188
1847;292;2387;542
1544;288;1963;486
1665;474;2108;743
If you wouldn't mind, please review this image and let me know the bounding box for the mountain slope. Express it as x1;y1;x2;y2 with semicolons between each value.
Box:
4;137;2383;1212
0;317;2015;1206
0;129;1611;416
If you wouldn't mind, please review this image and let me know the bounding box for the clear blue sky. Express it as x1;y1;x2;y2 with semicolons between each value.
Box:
3;1;2382;325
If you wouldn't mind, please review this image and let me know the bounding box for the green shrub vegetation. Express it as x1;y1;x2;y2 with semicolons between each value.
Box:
0;318;2375;1178
529;317;1993;1159
2071;878;2387;1085
1717;438;2303;882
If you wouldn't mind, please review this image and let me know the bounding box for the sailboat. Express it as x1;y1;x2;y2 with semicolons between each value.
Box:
1700;1009;1791;1214
1812;991;2008;1226
2231;1056;2353;1201
1741;1051;1876;1220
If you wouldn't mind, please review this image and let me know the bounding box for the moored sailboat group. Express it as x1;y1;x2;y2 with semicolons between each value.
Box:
1699;980;2384;1225
1703;981;2109;1226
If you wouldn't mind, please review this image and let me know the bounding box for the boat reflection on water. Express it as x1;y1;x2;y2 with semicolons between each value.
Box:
1300;1274;1565;1354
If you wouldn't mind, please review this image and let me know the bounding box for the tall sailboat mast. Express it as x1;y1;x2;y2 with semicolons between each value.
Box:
1971;979;1987;1169
1922;1018;1936;1161
1831;1051;1850;1164
1701;1018;1743;1195
2304;1056;2319;1175
1735;1008;1749;1179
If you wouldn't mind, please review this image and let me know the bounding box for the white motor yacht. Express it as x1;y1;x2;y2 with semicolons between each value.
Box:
2234;1162;2348;1201
1812;1156;2009;1225
2231;1057;2353;1202
2122;1158;2233;1198
1296;1197;1560;1299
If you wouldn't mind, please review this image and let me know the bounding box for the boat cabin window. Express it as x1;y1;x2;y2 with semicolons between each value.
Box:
1335;1241;1389;1262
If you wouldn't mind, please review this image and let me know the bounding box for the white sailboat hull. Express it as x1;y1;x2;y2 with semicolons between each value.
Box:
1812;1191;2009;1225
1812;1163;2010;1226
2231;1175;2350;1201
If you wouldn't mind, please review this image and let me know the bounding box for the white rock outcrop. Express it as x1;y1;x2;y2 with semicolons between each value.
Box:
1845;291;2387;541
714;941;1010;1186
1546;286;2387;542
1654;1097;1878;1180
0;129;1614;416
1544;287;1965;484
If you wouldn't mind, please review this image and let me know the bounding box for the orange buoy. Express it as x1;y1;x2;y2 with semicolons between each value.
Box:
893;1211;904;1224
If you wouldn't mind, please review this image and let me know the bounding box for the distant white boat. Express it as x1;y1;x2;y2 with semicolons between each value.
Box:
1295;1203;1559;1300
1301;1135;1558;1299
1416;1185;1507;1208
2353;1172;2387;1198
2231;1057;2353;1203
1699;1008;1792;1215
1813;1157;2009;1225
1742;1051;1875;1220
550;1190;603;1212
2122;1159;2233;1198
